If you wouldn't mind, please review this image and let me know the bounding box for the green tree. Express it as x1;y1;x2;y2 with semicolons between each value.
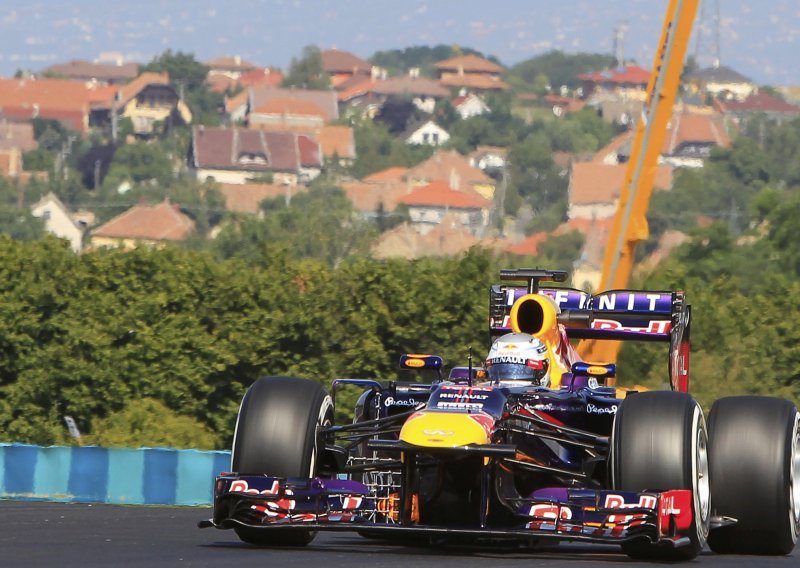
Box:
508;50;615;91
87;398;217;449
350;117;433;178
214;183;377;267
369;45;492;78
140;50;223;126
282;45;330;90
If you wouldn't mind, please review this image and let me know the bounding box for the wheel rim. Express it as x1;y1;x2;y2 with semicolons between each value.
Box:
790;413;800;537
696;422;711;526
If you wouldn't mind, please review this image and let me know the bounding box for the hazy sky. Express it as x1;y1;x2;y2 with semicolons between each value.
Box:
0;1;797;85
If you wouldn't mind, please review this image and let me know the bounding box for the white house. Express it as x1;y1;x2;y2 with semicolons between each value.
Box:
469;146;507;172
453;92;490;119
31;193;86;253
403;120;450;146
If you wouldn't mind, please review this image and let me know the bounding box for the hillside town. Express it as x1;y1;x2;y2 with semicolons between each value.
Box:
1;45;799;291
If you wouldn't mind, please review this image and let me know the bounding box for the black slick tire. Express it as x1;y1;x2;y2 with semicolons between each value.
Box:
707;396;800;555
611;391;710;560
230;376;333;547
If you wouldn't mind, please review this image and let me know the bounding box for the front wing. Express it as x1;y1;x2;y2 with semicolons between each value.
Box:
201;474;695;548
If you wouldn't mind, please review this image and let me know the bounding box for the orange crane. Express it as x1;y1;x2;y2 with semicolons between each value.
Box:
578;0;699;365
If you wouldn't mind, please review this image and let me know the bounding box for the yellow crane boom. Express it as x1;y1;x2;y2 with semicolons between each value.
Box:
578;0;699;365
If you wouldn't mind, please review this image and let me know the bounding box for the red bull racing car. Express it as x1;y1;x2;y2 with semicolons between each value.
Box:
200;268;800;560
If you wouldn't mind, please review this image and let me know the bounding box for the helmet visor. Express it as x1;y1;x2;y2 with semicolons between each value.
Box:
486;359;548;383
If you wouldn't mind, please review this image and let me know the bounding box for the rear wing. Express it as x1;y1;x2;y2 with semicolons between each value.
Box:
489;286;680;341
488;269;691;392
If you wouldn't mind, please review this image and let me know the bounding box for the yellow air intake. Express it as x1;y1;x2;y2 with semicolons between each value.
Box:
509;293;560;340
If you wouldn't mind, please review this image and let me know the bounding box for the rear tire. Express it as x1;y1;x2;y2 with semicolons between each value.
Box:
230;376;333;546
611;391;710;560
707;396;800;555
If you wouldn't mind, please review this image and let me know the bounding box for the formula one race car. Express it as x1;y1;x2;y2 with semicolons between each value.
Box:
200;268;800;560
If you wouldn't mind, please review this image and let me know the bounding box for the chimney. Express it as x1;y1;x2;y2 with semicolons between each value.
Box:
449;168;460;191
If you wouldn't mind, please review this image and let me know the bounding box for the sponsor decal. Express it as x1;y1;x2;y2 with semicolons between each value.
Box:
604;494;657;526
526;503;573;531
384;397;418;407
438;392;489;400
587;365;608;375
591;319;672;334
422;429;454;436
230;479;280;496
586;403;618;415
341;496;363;510
404;358;425;368
594;292;668;312
488;355;529;365
658;490;693;532
437;401;483;409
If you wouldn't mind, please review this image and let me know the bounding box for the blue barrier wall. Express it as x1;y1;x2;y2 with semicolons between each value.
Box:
0;443;231;505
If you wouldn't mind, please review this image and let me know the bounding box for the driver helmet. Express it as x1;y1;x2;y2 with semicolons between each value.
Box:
485;333;551;386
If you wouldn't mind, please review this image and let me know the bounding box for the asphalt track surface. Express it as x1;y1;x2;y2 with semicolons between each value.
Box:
2;501;799;567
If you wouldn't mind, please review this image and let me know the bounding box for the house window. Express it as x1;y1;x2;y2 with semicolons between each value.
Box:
432;133;439;145
42;209;51;220
422;133;429;144
237;153;267;165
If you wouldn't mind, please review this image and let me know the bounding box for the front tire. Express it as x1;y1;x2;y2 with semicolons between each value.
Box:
707;396;800;555
230;376;333;546
611;391;710;560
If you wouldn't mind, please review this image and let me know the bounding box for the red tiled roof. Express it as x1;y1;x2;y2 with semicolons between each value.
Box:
506;231;549;256
112;72;171;108
0;77;94;131
92;199;195;241
715;91;800;114
207;74;237;93
579;65;651;85
373;76;450;97
239;68;283;88
205;55;258;71
399;180;489;209
249;86;339;122
217;182;304;214
406;149;494;193
363;166;409;183
591;132;632;163
191;127;321;171
439;74;510;91
297;134;321;167
336;78;378;101
570;163;673;205
44;60;139;83
339;180;408;212
371;217;478;259
321;49;372;74
316;124;355;160
225;90;249;114
253;97;326;117
434;54;505;74
663;111;730;154
208;68;283;94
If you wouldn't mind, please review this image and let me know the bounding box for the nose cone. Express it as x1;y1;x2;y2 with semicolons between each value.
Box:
399;411;493;447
